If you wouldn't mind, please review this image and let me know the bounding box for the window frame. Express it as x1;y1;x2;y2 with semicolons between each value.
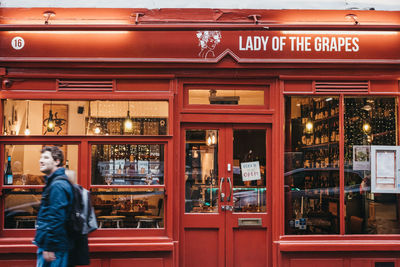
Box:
0;95;173;238
283;93;400;240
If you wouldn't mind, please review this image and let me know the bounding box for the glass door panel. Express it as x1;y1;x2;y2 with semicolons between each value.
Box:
185;129;219;213
232;129;266;213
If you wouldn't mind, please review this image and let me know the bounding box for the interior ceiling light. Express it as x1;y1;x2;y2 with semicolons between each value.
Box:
24;100;30;136
124;101;133;132
43;11;56;25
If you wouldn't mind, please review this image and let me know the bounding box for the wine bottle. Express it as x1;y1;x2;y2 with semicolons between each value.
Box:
65;160;70;169
4;155;13;185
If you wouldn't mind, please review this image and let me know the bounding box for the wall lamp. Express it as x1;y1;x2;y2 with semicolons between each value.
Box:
43;11;56;25
345;14;359;25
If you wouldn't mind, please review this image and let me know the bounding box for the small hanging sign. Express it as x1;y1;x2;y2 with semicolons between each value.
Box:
241;161;261;181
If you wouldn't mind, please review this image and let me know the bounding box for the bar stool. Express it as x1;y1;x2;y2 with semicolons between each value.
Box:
97;216;125;228
136;216;163;228
14;215;37;228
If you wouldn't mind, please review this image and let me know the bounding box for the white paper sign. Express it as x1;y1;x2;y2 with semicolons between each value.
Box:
353;145;370;171
376;151;395;178
138;160;149;174
241;161;261;181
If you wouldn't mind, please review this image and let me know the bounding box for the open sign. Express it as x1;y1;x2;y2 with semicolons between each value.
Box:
241;161;261;181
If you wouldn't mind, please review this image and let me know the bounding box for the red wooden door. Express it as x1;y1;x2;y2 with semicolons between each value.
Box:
181;124;271;267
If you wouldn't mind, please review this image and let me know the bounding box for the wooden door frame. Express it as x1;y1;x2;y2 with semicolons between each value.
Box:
179;123;272;267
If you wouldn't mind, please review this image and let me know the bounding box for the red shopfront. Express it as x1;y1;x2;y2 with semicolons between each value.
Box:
0;8;400;267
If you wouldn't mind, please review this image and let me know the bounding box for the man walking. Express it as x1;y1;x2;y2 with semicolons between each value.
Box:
34;146;73;267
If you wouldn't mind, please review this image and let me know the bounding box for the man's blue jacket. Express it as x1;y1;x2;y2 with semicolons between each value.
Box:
33;168;74;252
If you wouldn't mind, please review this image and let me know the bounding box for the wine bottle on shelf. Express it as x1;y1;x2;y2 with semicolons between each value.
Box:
4;155;13;185
65;160;70;169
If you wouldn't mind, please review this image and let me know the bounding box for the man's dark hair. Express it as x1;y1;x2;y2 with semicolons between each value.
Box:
41;146;64;167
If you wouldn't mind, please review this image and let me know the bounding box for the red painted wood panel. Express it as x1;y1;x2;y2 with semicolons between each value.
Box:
233;229;267;267
2;79;56;91
351;259;372;267
0;260;36;266
184;229;219;267
110;258;164;267
284;80;313;93
117;79;170;91
89;259;102;267
289;258;344;267
370;80;398;93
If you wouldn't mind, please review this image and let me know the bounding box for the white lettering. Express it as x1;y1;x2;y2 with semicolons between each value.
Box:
338;37;345;51
272;36;280;51
246;36;253;50
289;36;296;51
253;36;261;50
322;37;330;51
239;36;245;51
279;36;287;51
345;37;352;52
315;37;322;51
352;37;359;52
305;37;311;51
262;36;269;50
330;38;338;51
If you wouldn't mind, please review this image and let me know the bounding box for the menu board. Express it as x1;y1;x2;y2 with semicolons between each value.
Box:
371;146;400;193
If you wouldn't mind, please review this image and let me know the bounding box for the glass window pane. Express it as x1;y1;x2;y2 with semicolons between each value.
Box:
188;89;264;105
91;188;164;229
4;144;79;186
233;129;266;213
185;130;219;213
344;97;400;234
284;96;340;234
4;189;42;229
2;100;169;136
91;144;164;185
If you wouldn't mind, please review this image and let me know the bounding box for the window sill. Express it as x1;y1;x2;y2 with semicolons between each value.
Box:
0;237;174;253
276;239;400;252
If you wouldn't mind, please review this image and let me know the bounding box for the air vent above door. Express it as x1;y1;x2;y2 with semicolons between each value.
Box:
315;81;369;93
57;79;114;91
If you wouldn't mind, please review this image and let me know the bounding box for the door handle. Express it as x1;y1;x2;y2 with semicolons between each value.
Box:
221;205;233;211
220;177;225;202
227;177;232;202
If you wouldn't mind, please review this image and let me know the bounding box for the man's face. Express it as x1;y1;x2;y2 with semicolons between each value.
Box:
39;151;59;175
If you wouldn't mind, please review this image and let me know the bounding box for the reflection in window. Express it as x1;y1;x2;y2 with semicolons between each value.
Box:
4;144;78;186
91;144;164;185
344;97;399;234
91;188;164;228
4;189;42;229
2;100;168;136
284;96;340;234
185;130;219;213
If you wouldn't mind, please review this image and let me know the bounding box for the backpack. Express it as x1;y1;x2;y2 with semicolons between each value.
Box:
53;176;98;235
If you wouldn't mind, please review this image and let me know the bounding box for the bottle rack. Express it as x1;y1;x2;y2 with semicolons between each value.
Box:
92;144;164;185
299;98;339;169
344;98;397;165
86;117;168;135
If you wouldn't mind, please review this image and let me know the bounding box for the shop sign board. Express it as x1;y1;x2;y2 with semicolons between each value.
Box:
0;30;399;62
